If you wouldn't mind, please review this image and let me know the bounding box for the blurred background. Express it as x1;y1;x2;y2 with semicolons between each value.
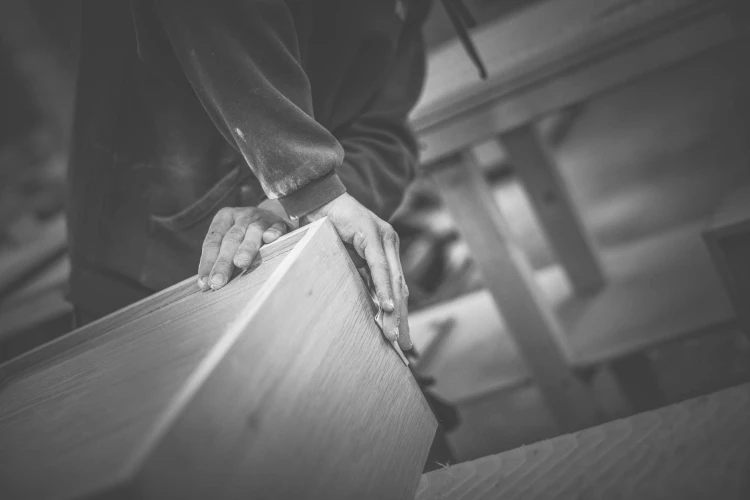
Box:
2;0;750;465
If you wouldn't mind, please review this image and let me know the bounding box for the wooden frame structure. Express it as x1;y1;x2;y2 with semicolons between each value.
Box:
408;0;746;428
0;219;437;500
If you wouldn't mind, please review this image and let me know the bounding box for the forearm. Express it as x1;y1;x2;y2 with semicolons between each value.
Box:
154;0;346;218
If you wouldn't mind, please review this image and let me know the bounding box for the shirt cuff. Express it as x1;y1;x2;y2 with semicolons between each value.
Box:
277;171;347;220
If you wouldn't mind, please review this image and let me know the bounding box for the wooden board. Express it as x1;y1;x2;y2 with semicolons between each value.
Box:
703;183;750;338
0;218;437;500
416;381;750;500
411;0;742;164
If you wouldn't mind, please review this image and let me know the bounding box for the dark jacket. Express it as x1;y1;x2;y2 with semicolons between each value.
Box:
67;0;430;317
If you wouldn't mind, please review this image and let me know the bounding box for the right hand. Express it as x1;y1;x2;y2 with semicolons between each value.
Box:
302;193;412;351
197;199;295;290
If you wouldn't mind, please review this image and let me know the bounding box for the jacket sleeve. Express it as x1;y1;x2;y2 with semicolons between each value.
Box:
153;0;346;219
333;21;426;221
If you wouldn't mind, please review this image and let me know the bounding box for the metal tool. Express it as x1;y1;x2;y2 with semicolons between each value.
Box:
357;267;409;366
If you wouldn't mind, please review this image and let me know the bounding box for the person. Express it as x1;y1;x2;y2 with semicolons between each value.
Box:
66;0;437;355
67;0;481;469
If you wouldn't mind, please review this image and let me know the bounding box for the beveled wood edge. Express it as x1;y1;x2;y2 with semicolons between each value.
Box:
118;217;330;477
0;222;318;387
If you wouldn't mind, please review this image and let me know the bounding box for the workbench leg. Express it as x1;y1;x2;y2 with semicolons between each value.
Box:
499;124;605;294
609;352;667;413
429;152;602;433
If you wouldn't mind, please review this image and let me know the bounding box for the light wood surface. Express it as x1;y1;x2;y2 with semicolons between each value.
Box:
411;1;741;164
409;219;736;403
0;218;436;500
416;382;750;500
500;124;604;294
428;153;601;432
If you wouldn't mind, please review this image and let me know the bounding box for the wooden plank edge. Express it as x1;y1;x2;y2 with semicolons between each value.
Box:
118;218;330;479
0;222;316;387
416;382;750;500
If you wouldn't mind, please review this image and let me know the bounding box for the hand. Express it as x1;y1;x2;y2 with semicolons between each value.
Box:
197;199;296;290
302;193;412;351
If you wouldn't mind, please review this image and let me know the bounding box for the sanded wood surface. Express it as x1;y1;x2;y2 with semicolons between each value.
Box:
412;0;741;164
416;382;750;500
0;219;436;500
429;153;601;431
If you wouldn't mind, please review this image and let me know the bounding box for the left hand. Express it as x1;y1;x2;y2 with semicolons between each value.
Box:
197;199;296;290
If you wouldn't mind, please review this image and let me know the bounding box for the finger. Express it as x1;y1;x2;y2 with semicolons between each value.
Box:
234;219;273;268
262;221;288;244
355;225;395;318
385;235;412;351
198;208;234;289
209;216;252;289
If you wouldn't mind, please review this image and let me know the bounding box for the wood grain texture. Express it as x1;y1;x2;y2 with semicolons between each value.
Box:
416;382;750;500
413;4;741;164
429;153;601;432
0;219;436;500
0;224;306;382
500;124;604;294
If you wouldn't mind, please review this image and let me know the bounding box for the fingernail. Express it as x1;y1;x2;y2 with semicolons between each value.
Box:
405;339;414;350
382;299;395;312
197;277;206;290
210;274;226;289
235;252;250;265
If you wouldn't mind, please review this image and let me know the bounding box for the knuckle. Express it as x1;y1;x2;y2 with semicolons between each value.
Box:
352;230;367;251
202;231;223;247
214;258;232;269
225;226;246;242
216;207;234;219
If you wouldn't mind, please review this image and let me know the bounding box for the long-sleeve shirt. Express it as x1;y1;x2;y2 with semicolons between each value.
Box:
66;0;430;316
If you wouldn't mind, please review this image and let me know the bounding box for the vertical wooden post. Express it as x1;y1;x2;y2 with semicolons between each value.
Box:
499;124;605;294
428;152;601;433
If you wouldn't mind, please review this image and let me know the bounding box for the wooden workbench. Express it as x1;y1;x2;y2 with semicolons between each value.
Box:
408;0;746;431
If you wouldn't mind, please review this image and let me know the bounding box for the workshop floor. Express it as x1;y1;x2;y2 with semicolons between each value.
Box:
410;42;750;463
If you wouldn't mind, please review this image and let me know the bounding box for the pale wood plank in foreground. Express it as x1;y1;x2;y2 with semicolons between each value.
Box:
429;153;601;432
0;219;436;500
416;382;750;500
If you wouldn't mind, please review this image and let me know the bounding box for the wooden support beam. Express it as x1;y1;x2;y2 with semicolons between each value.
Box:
416;382;750;500
428;153;601;433
703;183;750;341
499;125;604;294
0;219;437;500
412;3;741;165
